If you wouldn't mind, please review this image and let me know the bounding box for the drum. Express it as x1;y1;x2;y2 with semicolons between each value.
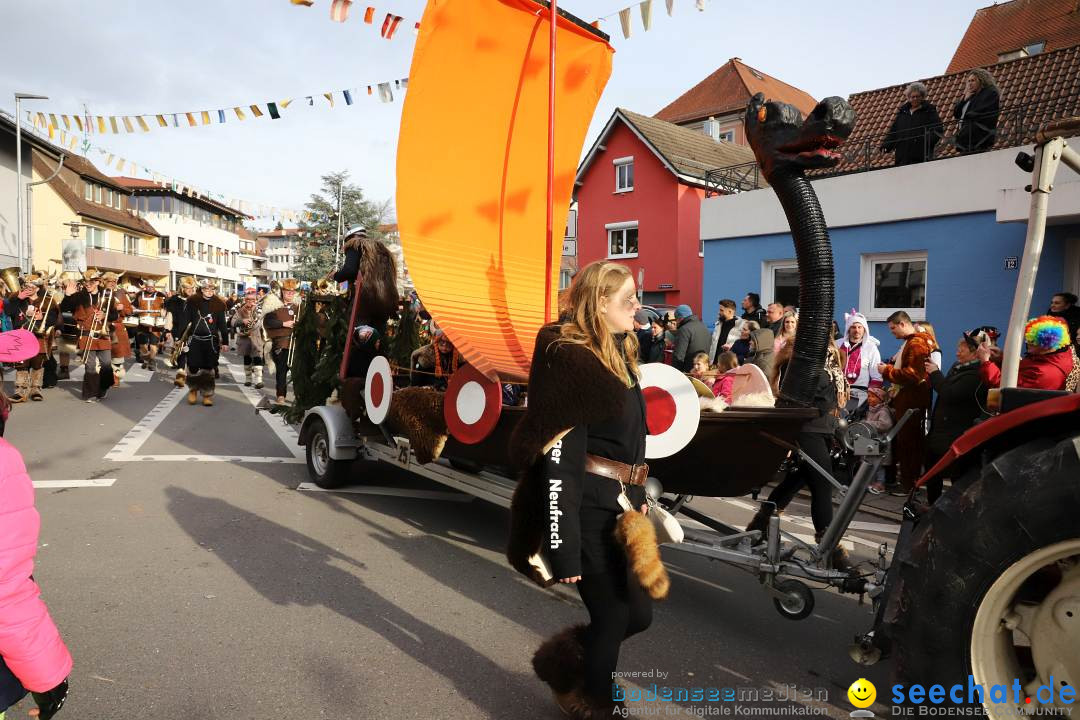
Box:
123;316;140;328
154;316;167;327
139;315;157;326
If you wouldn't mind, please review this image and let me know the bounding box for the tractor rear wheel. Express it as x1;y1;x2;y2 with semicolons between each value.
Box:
891;435;1080;717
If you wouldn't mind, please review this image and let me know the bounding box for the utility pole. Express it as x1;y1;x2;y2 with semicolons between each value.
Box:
334;181;344;268
14;92;49;272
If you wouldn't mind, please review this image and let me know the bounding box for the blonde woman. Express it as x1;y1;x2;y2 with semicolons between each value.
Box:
953;68;999;153
508;261;665;719
773;311;797;354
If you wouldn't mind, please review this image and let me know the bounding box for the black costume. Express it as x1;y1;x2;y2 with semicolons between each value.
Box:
184;294;228;403
509;325;662;714
925;360;988;503
165;292;194;384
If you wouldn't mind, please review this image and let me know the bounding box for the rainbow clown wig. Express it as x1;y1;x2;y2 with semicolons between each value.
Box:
1024;316;1071;354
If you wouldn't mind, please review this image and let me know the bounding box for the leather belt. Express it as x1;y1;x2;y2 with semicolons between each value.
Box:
584;454;649;486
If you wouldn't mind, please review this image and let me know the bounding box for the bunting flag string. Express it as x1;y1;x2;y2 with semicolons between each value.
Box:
22;120;315;223
288;0;709;42
24;75;410;136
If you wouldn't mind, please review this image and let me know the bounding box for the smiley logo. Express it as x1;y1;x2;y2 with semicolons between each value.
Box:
848;678;876;709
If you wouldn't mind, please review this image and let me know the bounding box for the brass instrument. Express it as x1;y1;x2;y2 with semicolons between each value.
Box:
26;281;62;336
286;296;304;368
80;287;115;364
0;267;22;294
170;320;194;365
243;294;265;336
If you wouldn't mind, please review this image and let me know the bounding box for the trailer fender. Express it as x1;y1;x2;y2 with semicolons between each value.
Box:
299;405;359;461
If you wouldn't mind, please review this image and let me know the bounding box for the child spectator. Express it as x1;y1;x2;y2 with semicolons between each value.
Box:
711;351;739;403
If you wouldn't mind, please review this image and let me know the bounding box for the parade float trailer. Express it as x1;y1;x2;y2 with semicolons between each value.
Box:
295;1;1080;715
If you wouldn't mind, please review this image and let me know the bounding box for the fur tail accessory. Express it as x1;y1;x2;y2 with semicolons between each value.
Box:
616;510;670;600
531;625;586;694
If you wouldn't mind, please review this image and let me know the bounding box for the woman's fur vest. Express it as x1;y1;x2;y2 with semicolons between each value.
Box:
507;324;668;599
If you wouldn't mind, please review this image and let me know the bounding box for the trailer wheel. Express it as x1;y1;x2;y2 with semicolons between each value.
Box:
305;417;350;489
772;579;814;620
892;435;1080;715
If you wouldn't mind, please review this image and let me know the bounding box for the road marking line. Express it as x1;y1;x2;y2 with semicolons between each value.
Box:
104;389;185;461
33;479;117;488
714;664;751;682
812;613;840;624
135;455;304;464
223;360;304;460
60;364;155;383
666;568;733;593
847;520;899;534
296;483;473;501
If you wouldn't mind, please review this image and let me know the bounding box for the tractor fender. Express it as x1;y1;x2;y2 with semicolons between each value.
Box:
919;391;1080;488
299;405;359;461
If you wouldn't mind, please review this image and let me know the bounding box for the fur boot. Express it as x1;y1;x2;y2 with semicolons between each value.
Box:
186;370;215;395
11;370;30;403
532;625;587;695
615;511;670;600
244;364;253;387
82;372;100;402
385;387;448;464
57;361;70;380
29;368;44;401
252;363;264;389
174;369;186;388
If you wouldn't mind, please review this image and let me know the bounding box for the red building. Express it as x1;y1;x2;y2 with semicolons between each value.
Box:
573;108;757;310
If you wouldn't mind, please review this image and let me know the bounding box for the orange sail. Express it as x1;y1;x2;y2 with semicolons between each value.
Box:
397;0;613;381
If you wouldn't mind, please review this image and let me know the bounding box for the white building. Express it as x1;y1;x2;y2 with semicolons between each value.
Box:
113;177;251;294
259;228;305;281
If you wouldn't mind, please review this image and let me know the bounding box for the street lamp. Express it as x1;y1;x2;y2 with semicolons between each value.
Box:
15;92;49;273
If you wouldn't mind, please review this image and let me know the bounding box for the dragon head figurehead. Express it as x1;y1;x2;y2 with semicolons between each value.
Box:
744;92;855;182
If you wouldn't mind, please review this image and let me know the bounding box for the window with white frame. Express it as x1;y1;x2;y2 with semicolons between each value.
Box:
84;181;92;201
718;130;735;143
606;221;639;258
859;251;927;321
613;157;634;192
761;259;800;308
94;185;102;203
123;234;139;255
559;269;572;290
85;226;106;249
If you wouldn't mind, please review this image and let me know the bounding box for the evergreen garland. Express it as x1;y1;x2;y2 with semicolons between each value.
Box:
279;294;347;423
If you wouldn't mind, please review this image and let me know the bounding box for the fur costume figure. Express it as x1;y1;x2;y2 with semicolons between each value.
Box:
384;387;448;464
507;324;665;597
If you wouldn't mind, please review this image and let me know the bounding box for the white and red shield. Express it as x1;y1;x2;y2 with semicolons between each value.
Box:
444;364;502;444
364;355;393;424
639;363;700;459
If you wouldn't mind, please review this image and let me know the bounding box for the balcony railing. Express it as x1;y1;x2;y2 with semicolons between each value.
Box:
704;162;763;197
703;93;1080;194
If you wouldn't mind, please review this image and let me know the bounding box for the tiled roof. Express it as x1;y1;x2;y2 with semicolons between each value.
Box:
617;109;759;182
947;0;1080;73
31;151;160;237
654;58;817;125
111;175;251;219
815;43;1080;176
256;228;302;238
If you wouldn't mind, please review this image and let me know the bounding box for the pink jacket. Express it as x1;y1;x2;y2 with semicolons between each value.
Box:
712;372;736;403
0;438;72;692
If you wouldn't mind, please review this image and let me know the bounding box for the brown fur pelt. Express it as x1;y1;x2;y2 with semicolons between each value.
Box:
185;293;227;315
385;386;447;464
615;511;670;600
185;370;215;393
531;625;586;694
507;323;630;583
339;378;366;421
355;237;399;326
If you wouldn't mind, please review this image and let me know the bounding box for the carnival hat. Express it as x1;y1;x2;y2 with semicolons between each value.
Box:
20;273;45;288
200;278;219;291
243;285;258;295
83;268;104;282
178;275;197;290
141;276;157;287
101;271;123;283
343;224;368;240
279;278;301;291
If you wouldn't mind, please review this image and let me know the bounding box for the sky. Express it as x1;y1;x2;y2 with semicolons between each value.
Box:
1;0;991;227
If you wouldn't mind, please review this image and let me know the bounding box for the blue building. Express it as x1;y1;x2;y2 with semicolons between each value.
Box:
700;144;1080;363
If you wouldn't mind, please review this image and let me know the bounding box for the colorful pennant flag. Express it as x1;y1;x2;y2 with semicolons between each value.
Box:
377;82;393;103
666;0;675;14
249;104;264;117
73;115;83;132
363;6;375;22
330;0;352;22
640;0;653;30
201;110;211;125
218;109;226;123
343;89;353;105
156;114;168;128
122;116;135;133
618;8;632;38
381;13;402;39
267;102;281;120
234;107;246;120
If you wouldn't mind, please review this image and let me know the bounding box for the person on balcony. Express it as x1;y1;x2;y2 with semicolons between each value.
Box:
953;68;1000;154
881;81;942;166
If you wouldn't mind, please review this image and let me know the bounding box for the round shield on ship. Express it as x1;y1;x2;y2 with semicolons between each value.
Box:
444;363;502;444
364;355;393;424
639;363;700;459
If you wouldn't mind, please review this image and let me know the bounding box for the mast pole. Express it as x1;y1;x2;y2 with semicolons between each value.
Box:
543;0;557;323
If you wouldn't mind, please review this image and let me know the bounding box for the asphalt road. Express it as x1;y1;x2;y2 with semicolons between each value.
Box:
3;353;901;719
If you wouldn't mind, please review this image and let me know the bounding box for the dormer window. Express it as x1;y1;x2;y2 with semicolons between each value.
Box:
614;156;634;193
